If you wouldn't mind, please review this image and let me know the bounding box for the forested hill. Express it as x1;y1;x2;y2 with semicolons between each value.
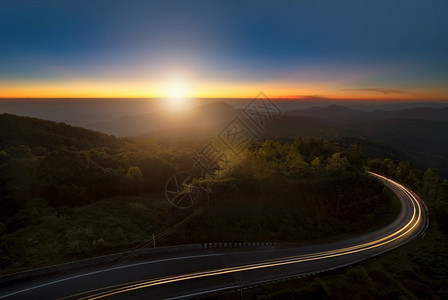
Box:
0;113;190;213
0;113;122;150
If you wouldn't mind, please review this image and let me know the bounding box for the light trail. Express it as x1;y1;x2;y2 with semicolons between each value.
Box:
65;173;425;299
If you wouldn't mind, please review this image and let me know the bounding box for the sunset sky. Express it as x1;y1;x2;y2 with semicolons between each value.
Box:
1;0;447;101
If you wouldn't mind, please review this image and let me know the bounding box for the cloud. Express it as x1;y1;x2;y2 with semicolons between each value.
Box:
280;95;329;100
339;88;409;95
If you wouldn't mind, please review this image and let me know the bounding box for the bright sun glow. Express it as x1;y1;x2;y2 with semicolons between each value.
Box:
163;78;190;111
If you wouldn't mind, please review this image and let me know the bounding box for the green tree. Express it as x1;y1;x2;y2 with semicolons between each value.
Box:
422;168;440;202
120;166;144;193
137;156;175;191
325;152;348;176
127;166;143;181
349;141;363;166
286;146;308;177
366;158;383;173
311;157;323;174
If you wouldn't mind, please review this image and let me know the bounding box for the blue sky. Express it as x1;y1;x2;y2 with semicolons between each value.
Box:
0;0;447;99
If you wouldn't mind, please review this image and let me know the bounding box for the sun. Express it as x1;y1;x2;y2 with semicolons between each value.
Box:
162;78;190;111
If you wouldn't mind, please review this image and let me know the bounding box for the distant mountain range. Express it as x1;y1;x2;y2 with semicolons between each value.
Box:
2;102;448;176
84;102;448;138
269;104;448;174
284;104;448;123
1;98;447;126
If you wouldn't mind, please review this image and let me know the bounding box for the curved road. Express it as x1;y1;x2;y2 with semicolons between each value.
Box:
0;173;428;299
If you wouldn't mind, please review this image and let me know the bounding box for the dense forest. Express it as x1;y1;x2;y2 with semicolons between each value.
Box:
0;113;447;298
204;160;448;299
0;114;194;212
0;113;394;217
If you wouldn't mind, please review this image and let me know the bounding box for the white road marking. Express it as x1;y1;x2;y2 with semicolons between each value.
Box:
0;253;224;299
165;285;238;300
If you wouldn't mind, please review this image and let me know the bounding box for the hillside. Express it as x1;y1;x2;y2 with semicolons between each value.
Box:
0;113;122;150
266;116;448;177
3;109;447;177
1;115;404;275
1;113;447;300
78;103;448;177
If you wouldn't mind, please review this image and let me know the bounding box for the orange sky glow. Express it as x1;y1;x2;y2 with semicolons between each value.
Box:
1;79;447;101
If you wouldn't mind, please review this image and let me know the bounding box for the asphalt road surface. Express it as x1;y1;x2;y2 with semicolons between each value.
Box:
0;173;428;299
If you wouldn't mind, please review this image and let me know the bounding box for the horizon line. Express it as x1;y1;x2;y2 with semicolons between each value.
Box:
1;97;448;103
